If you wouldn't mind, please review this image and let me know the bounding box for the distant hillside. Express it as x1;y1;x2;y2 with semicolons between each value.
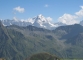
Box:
0;21;28;60
0;21;83;60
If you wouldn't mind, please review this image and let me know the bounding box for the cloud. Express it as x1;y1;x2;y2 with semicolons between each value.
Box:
58;14;79;25
45;4;49;7
13;6;25;13
75;6;83;17
46;17;52;21
58;6;83;25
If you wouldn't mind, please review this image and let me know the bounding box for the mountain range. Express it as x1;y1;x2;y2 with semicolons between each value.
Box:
1;14;83;30
0;20;83;60
0;14;67;30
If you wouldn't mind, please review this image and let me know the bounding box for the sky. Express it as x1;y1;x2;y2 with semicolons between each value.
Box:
0;0;83;24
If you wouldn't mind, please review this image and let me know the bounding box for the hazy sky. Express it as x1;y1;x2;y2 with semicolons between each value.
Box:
0;0;83;24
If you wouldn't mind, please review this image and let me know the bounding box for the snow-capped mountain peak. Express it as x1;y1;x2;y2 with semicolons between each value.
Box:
37;14;43;18
32;14;59;29
35;14;47;22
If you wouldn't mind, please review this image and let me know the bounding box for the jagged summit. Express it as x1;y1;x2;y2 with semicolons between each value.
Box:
35;14;47;22
37;14;43;18
33;14;58;29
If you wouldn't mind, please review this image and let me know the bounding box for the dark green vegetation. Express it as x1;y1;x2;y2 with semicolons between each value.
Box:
0;21;83;60
25;53;60;60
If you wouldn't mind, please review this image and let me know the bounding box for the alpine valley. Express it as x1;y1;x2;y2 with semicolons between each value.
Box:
0;15;83;60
